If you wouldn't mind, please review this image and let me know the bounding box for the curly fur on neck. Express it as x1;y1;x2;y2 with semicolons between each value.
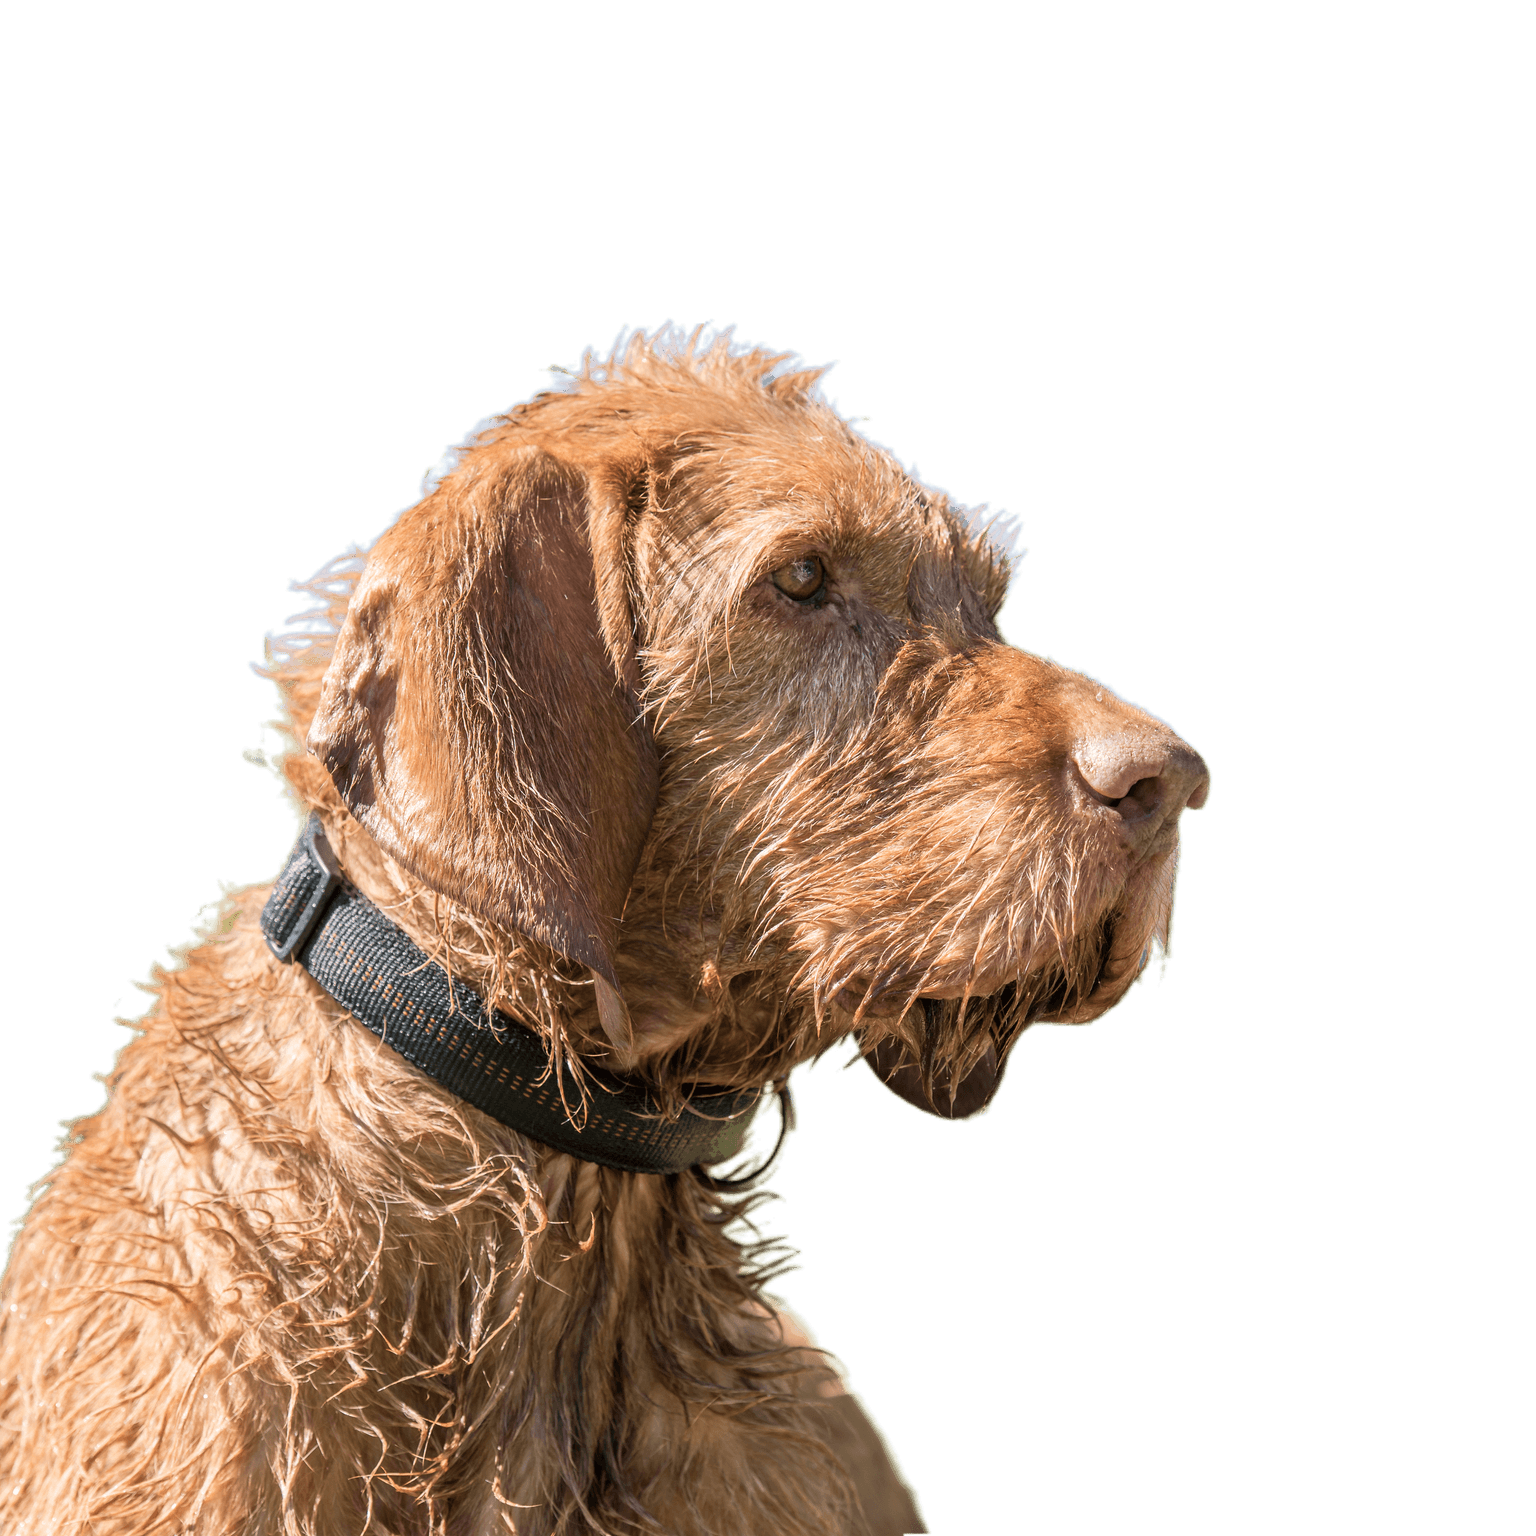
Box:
0;560;855;1536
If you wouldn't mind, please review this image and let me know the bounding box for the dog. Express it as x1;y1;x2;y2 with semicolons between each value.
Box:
0;331;1208;1534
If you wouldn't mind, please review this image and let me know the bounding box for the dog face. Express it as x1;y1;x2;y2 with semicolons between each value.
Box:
310;335;1207;1115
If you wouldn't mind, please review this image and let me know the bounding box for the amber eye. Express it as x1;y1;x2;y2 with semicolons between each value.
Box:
771;555;825;602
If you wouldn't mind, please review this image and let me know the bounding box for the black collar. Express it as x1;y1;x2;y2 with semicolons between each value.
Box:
260;815;772;1178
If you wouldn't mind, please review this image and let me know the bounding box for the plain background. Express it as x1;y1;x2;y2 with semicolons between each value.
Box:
2;4;1531;1531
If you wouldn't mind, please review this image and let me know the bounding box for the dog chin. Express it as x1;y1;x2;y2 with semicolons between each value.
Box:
1036;846;1179;1025
847;841;1179;1118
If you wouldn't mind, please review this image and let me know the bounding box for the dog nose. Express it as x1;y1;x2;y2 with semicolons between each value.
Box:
1072;732;1209;843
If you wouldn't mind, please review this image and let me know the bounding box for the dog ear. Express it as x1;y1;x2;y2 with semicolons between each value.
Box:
863;1035;1006;1119
308;446;658;1038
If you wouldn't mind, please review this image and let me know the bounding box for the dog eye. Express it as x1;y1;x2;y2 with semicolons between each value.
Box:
771;556;825;602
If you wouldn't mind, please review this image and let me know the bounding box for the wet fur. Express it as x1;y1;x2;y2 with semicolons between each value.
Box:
0;331;1199;1533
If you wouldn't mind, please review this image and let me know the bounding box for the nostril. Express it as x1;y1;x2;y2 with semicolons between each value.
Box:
1118;775;1164;819
1072;733;1208;830
1072;739;1171;804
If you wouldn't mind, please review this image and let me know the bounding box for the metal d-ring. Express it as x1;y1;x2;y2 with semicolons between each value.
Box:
694;1075;798;1191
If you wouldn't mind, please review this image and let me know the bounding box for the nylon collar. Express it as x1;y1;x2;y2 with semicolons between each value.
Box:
260;815;776;1178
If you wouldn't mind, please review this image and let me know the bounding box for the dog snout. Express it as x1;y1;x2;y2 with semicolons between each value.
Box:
1072;731;1209;846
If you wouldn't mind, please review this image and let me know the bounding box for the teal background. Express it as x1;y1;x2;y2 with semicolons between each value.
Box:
3;6;1529;1529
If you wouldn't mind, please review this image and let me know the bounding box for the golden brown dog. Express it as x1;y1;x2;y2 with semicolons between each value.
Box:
0;332;1207;1534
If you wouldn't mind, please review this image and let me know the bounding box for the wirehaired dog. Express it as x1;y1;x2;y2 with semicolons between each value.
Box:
0;332;1208;1534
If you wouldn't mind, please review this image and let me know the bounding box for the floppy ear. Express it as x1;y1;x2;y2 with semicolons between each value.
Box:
308;445;658;1031
864;1035;1006;1119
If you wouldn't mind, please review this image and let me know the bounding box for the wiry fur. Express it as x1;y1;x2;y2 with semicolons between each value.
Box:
0;329;1206;1533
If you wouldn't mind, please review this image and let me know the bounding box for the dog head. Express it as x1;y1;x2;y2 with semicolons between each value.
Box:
308;332;1208;1116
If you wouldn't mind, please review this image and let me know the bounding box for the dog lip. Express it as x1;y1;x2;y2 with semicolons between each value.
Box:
1034;917;1126;1024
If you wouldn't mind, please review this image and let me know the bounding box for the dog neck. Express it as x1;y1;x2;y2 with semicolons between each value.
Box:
269;813;772;1178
